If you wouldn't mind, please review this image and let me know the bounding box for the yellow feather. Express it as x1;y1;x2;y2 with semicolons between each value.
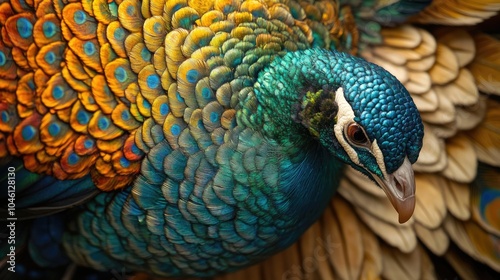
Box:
65;50;92;80
163;113;187;150
25;44;38;69
214;0;240;14
181;27;215;57
188;0;215;15
62;3;97;40
33;14;61;47
69;101;93;133
88;110;124;140
164;28;189;79
92;0;118;25
151;95;169;125
143;16;167;53
68;37;103;73
171;6;200;29
103;58;136;97
61;66;91;93
381;25;421;49
13;113;43;154
200;10;224;26
137;64;162;103
60;148;98;176
106;21;128;58
149;0;167;17
164;0;188;30
41;73;78;110
153;46;167;73
118;0;144;33
91;75;117;114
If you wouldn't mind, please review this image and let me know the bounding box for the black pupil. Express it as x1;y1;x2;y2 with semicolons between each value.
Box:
353;128;367;143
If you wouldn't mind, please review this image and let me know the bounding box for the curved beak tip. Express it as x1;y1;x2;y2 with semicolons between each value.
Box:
396;196;415;224
377;158;416;224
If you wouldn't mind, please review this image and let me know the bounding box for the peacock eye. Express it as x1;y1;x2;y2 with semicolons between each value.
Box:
346;123;370;147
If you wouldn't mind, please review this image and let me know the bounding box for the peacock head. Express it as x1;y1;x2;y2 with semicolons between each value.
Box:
291;49;424;223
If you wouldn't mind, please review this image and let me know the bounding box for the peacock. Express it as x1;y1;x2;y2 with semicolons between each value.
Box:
0;0;499;279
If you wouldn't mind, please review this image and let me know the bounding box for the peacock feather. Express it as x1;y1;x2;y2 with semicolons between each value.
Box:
0;0;499;279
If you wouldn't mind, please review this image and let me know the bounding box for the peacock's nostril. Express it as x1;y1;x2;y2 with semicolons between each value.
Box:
394;177;404;199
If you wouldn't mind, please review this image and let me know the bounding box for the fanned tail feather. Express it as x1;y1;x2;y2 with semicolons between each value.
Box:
0;0;144;191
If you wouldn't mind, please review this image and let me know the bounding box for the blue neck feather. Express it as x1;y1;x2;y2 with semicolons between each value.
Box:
272;140;343;250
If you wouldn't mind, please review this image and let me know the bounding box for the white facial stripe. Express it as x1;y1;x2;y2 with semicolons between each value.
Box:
371;140;388;176
333;87;359;165
334;88;389;177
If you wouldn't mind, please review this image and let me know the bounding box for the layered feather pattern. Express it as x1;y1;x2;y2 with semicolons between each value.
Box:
209;3;500;279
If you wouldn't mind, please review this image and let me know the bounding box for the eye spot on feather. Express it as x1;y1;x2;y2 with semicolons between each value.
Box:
186;69;199;83
130;142;142;156
114;66;127;82
202;87;211;99
121;110;131;121
153;22;162;34
52;85;64;100
120;157;130;168
98;116;110;130
176;92;184;102
83;139;94;149
142;98;151;109
210;111;219;123
83;41;96;56
44;51;56;64
1;111;9;122
16;18;33;39
87;95;95;104
140;47;151;61
146;74;160;89
73;11;87;25
68;152;80;165
113;27;125;41
48;123;60;136
171;124;181;136
126;5;136;16
42;22;56;39
22;125;36;141
160;103;169;116
0;51;5;66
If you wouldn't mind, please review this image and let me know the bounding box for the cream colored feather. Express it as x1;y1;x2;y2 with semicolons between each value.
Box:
412;0;500;25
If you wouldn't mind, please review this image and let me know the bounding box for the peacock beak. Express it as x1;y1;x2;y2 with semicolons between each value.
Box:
374;157;416;223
